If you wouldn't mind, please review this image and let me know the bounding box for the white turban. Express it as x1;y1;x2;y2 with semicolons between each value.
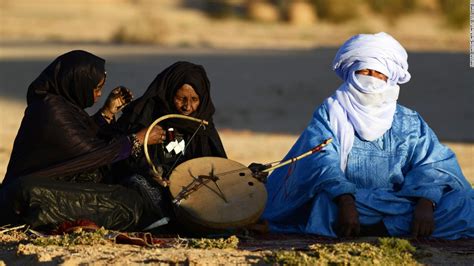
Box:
332;32;411;86
326;32;411;171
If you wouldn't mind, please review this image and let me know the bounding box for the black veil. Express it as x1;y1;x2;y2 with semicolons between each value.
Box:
118;61;226;159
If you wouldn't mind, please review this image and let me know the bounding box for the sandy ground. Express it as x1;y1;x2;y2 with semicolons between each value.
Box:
1;237;471;265
0;94;472;266
1;98;473;185
0;1;472;264
0;98;298;182
0;0;469;52
1;45;473;143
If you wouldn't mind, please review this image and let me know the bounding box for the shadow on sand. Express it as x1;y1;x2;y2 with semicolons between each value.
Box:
1;47;472;141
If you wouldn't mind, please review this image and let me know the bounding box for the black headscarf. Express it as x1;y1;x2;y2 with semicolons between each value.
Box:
27;50;106;109
3;50;125;185
118;61;226;160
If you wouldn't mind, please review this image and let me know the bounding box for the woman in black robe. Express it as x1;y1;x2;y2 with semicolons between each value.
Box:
117;61;227;178
113;62;228;232
0;50;165;231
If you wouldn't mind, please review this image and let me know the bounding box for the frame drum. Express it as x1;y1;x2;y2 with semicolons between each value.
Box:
169;157;267;231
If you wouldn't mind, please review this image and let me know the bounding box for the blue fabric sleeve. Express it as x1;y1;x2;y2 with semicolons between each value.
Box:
397;113;470;204
313;104;356;199
264;104;356;222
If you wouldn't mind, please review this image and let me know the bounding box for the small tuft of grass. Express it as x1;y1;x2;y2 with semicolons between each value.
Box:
367;0;418;23
264;250;320;265
265;238;420;265
110;10;167;44
188;235;239;249
310;0;360;23
31;228;109;247
379;237;416;254
204;0;236;19
438;0;469;29
0;225;29;244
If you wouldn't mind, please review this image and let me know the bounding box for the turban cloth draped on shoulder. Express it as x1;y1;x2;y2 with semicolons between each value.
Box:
118;61;226;159
326;32;411;171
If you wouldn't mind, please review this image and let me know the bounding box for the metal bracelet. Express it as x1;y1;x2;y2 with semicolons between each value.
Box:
129;134;142;158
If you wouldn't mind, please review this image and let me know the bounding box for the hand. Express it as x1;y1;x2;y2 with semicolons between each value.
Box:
248;162;269;182
336;194;360;237
102;86;133;117
135;125;166;145
411;197;435;238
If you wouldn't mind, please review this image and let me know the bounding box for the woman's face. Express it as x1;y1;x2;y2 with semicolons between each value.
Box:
173;83;200;116
93;77;106;103
355;69;388;81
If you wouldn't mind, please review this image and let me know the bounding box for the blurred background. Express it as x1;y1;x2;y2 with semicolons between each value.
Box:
0;0;469;48
0;0;472;181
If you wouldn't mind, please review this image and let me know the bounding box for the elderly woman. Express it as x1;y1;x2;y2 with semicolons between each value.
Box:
115;61;227;231
0;50;164;231
118;61;227;177
262;33;473;239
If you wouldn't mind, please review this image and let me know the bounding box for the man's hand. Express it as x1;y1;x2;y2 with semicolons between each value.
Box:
336;194;360;237
102;86;133;117
411;197;435;238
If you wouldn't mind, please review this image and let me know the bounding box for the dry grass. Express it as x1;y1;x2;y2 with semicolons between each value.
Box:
0;0;469;52
0;98;472;265
0;226;425;265
265;238;420;265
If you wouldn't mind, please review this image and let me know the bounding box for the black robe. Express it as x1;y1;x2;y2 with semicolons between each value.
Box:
0;50;145;231
4;50;125;184
117;61;227;178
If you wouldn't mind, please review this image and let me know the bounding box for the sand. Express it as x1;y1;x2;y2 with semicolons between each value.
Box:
1;98;472;184
0;0;469;52
0;1;472;264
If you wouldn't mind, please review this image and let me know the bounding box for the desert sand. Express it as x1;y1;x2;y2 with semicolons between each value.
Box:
0;0;473;264
1;97;472;185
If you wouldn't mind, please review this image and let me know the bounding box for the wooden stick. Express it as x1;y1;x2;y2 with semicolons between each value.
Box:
262;138;333;173
0;224;26;234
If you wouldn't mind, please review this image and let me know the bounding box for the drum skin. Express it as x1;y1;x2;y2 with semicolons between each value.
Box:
169;157;267;231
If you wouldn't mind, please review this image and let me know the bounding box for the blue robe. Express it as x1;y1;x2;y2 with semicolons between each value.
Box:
262;103;474;239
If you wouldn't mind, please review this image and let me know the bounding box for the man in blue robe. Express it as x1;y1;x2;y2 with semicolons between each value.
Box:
262;32;473;240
